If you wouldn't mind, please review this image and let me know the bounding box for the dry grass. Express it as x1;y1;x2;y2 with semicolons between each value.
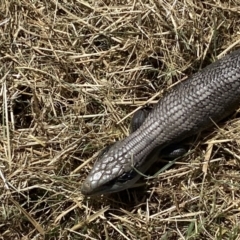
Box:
1;0;240;239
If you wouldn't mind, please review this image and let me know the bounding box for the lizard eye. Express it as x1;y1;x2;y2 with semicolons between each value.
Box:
117;169;138;183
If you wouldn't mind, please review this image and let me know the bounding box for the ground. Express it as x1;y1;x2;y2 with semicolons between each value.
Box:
1;0;240;239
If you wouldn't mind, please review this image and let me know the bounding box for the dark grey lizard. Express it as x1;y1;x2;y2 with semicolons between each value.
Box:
81;49;240;196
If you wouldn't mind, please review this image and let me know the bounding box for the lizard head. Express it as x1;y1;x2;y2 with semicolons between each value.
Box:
81;141;140;196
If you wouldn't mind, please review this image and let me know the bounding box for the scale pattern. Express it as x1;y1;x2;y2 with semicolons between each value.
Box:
81;49;240;195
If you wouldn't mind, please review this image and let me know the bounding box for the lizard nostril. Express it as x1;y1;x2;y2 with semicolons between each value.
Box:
81;180;92;195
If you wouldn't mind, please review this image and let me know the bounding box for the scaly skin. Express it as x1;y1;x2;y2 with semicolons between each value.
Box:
81;49;240;196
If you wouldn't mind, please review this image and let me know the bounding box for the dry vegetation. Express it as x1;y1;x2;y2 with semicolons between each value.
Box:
1;0;240;239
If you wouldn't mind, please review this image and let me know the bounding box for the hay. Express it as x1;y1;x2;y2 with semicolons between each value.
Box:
1;0;240;239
